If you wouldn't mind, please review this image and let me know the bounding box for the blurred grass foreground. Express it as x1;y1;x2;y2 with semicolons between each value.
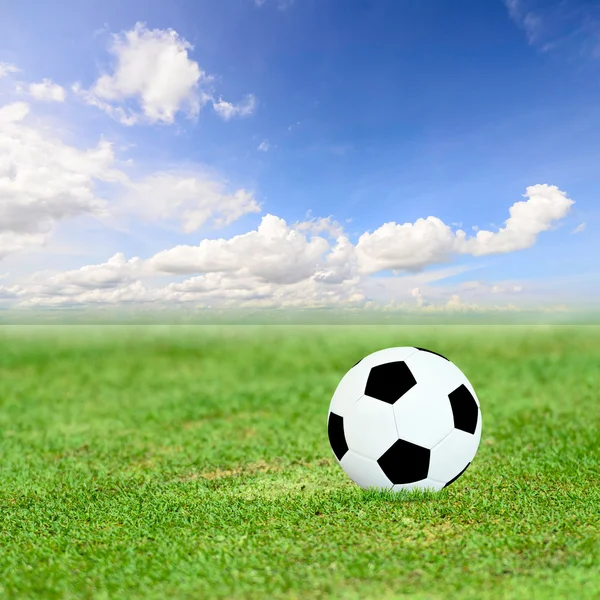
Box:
0;324;599;599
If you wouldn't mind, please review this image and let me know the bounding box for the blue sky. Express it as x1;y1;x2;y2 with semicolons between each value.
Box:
0;0;598;312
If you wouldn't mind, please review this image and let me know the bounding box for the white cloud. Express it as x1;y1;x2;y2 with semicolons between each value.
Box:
76;23;256;126
9;182;572;309
0;101;120;260
148;214;330;284
0;63;19;79
356;216;456;274
80;22;211;124
2;214;356;307
411;287;425;307
356;184;573;273
10;261;586;312
455;184;574;256
168;270;364;308
7;255;587;314
0;101;29;123
257;140;270;152
572;222;586;233
492;284;522;293
0;89;577;317
380;287;521;313
18;253;146;301
0;98;262;263
13;243;468;309
294;215;345;239
213;94;257;120
463;281;523;294
19;279;164;308
12;256;365;308
445;280;525;297
119;171;261;233
17;272;366;310
363;266;474;303
419;294;521;313
313;235;358;284
0;231;47;261
72;82;140;126
0;284;22;299
28;79;66;102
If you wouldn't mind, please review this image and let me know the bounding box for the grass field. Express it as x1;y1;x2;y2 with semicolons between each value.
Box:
0;324;599;599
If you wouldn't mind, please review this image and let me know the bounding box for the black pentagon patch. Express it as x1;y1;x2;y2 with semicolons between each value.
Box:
365;361;417;405
377;438;430;484
443;462;471;488
448;384;479;434
327;412;348;461
415;347;449;361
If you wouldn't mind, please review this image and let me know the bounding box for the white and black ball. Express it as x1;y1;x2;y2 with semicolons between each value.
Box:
327;346;482;491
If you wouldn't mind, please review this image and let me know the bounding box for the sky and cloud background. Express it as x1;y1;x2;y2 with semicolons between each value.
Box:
0;0;599;316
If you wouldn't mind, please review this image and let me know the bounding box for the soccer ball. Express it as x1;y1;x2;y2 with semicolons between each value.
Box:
327;346;482;491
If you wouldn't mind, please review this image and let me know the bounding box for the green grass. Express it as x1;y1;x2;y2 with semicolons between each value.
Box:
0;324;599;599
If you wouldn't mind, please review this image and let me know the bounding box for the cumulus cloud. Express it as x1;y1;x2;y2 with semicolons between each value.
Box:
148;214;330;284
313;235;358;284
455;184;574;256
17;268;365;310
0;231;48;260
0;97;263;262
75;23;256;126
78;22;211;124
0;286;14;298
21;253;146;300
0;112;576;315
5;256;574;313
4;213;361;308
0;101;121;260
18;280;165;308
72;82;140;126
168;270;364;308
12;183;571;308
356;184;573;274
356;216;456;274
0;101;29;123
8;258;574;312
10;228;466;309
294;215;345;239
119;172;261;233
213;94;257;120
28;79;66;102
411;287;425;308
